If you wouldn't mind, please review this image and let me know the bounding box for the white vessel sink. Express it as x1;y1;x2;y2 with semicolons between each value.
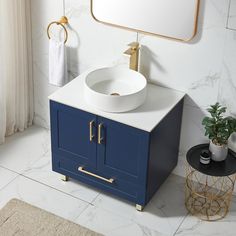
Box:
84;67;147;113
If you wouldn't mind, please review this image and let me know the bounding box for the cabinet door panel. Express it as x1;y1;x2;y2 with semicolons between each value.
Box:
50;101;97;168
97;117;149;185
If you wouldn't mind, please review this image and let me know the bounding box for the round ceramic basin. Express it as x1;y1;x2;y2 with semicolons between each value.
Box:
84;67;147;113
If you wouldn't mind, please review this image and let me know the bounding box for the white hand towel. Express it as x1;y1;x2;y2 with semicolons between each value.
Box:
49;39;68;87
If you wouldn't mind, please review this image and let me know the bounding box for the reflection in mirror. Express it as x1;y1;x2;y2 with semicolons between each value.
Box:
91;0;200;42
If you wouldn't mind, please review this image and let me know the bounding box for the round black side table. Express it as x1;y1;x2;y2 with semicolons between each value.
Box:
185;144;236;221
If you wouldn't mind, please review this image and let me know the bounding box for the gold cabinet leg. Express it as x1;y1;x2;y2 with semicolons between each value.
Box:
136;204;144;211
61;175;69;181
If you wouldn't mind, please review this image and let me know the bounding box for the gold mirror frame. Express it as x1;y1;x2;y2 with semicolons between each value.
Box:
90;0;200;42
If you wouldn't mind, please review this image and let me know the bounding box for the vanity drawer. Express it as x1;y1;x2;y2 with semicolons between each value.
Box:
52;154;146;205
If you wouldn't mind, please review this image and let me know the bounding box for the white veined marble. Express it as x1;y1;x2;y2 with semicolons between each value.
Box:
0;175;89;221
0;167;18;190
31;0;236;190
175;198;236;236
0;126;50;174
75;204;168;236
228;0;236;30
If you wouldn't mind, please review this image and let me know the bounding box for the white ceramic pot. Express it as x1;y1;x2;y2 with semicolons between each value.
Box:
209;140;228;162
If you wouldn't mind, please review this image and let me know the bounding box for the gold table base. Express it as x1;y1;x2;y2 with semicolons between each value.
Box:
185;166;236;221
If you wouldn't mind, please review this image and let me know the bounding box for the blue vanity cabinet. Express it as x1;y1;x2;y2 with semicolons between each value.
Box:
50;98;184;209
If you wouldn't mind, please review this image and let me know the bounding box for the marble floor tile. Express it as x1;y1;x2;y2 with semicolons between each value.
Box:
23;152;100;203
0;175;89;222
0;166;18;190
0;126;50;174
75;204;167;236
175;200;236;236
92;175;188;236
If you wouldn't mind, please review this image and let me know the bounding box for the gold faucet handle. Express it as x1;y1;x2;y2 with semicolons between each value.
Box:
124;42;140;56
128;42;139;50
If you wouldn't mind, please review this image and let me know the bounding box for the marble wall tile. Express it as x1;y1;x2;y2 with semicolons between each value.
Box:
138;0;230;108
218;29;236;153
219;30;236;117
65;0;136;74
31;0;65;128
173;102;208;177
228;0;236;30
31;0;135;127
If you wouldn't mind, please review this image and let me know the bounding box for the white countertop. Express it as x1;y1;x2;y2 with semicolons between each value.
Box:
49;72;185;132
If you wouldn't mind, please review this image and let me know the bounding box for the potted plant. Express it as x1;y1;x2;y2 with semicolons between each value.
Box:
202;103;236;161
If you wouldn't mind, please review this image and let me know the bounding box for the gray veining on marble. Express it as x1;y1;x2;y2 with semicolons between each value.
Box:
31;0;236;191
227;0;236;30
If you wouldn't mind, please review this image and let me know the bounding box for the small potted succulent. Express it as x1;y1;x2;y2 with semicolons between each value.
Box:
202;103;236;161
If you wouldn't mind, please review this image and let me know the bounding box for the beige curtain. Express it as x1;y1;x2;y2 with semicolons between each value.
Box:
0;0;34;144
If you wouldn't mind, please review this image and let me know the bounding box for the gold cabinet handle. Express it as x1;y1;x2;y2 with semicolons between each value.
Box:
78;166;114;184
89;120;95;142
98;123;104;144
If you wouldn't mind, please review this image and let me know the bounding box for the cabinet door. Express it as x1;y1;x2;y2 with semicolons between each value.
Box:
97;116;150;185
50;101;97;169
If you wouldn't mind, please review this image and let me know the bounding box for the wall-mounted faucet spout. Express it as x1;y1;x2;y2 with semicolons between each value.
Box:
124;42;140;72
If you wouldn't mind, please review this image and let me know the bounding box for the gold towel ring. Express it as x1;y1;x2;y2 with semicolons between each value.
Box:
47;16;68;44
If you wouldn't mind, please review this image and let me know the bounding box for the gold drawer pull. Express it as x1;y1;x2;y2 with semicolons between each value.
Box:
78;166;114;184
89;120;95;142
98;123;104;144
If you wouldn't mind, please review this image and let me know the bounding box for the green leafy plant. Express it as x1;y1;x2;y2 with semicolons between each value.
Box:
202;103;236;146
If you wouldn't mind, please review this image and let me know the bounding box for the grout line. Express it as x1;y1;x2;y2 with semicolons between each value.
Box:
0;170;91;224
184;102;204;110
63;0;65;16
173;213;190;236
0;165;22;175
226;0;231;29
226;27;236;32
216;4;232;103
136;32;139;42
226;0;236;31
90;192;102;206
0;162;98;206
73;201;91;220
0;174;20;192
20;173;93;205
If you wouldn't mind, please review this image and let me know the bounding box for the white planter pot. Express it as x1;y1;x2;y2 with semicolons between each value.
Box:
209;140;228;162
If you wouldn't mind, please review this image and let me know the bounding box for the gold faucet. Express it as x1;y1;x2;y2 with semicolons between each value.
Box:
124;42;140;71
